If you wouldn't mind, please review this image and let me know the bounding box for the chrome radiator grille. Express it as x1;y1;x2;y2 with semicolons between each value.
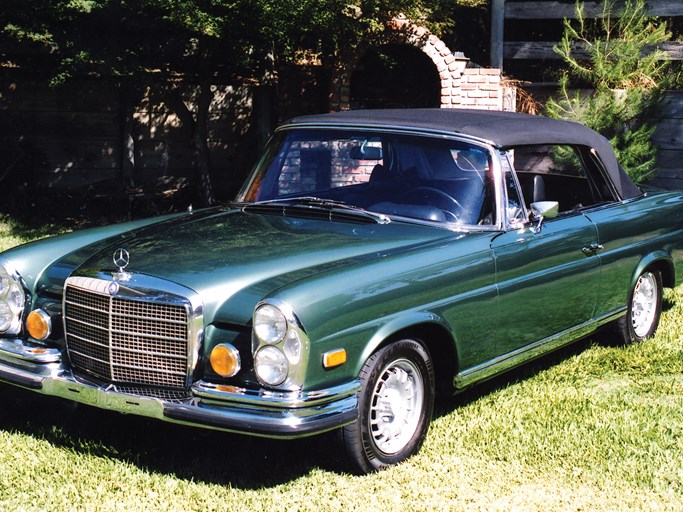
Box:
64;277;192;389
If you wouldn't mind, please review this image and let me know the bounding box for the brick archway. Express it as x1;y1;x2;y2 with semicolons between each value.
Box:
350;43;441;109
329;18;512;112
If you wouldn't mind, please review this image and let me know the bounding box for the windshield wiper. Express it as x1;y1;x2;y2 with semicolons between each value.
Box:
257;196;360;209
246;196;391;224
272;196;350;208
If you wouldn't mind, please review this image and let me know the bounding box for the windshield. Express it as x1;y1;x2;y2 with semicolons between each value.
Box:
238;129;496;226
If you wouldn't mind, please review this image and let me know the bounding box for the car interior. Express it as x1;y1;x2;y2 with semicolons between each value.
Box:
509;144;617;215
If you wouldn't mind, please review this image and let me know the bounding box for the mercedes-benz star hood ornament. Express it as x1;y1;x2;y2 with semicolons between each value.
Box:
112;248;132;282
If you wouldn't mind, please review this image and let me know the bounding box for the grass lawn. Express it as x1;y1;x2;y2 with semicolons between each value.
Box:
0;215;681;511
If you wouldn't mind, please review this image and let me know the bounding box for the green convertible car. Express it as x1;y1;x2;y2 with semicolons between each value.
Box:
0;109;681;473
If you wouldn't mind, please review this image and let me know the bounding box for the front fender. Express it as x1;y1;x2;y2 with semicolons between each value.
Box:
357;311;455;376
265;232;496;391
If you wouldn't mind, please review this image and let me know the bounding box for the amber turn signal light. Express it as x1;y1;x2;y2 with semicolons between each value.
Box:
209;343;241;378
26;309;52;341
322;348;347;369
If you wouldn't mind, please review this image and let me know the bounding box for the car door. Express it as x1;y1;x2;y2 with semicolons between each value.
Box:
582;196;670;316
490;146;602;356
491;214;601;355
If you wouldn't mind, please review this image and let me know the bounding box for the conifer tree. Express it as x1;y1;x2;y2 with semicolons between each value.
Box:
545;0;675;184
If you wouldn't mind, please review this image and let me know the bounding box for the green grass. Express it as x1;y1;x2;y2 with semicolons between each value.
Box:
0;217;682;511
0;214;70;252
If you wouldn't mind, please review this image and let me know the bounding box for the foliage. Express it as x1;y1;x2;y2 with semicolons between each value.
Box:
2;0;277;206
257;0;485;66
544;0;675;184
2;1;267;83
0;0;483;80
1;0;485;207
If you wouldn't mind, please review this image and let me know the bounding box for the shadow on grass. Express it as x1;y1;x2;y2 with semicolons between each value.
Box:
0;382;341;488
0;336;599;488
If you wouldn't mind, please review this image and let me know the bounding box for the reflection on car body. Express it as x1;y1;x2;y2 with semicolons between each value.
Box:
0;109;681;474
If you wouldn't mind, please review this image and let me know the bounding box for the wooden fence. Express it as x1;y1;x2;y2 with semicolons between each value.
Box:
651;91;683;189
492;0;683;67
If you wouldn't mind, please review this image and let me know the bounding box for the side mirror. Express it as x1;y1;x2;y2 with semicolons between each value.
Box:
530;201;559;233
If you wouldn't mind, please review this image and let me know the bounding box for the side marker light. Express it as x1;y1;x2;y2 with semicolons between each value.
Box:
322;348;347;369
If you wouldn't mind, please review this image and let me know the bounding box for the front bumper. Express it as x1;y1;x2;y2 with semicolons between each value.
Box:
0;339;360;438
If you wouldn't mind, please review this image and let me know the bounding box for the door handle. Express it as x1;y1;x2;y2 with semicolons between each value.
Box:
582;243;604;256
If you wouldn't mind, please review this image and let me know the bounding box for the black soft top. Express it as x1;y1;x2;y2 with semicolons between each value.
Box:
286;109;641;199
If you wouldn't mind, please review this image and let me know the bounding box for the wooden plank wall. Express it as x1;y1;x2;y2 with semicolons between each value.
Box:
499;0;683;62
505;0;683;18
504;40;683;61
651;91;683;189
0;79;121;191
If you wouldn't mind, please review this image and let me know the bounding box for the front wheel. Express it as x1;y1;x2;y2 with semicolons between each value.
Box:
339;339;435;474
613;269;663;344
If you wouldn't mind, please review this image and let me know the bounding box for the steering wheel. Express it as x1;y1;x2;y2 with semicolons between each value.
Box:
401;186;461;222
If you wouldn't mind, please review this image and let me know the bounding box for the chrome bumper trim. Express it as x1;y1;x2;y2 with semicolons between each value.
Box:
0;339;61;363
0;342;359;439
192;380;360;409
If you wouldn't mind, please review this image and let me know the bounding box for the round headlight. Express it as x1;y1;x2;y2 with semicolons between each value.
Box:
7;284;24;313
253;304;287;344
0;302;12;332
254;346;288;386
0;267;9;295
0;263;25;334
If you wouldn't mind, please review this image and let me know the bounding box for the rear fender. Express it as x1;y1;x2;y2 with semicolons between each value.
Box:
631;251;675;292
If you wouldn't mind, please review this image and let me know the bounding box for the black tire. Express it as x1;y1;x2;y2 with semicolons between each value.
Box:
339;339;435;474
613;269;663;344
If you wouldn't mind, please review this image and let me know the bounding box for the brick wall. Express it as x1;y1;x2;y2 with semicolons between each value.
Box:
459;69;505;110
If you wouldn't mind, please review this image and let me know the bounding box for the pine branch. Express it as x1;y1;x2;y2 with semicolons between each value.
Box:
544;0;671;184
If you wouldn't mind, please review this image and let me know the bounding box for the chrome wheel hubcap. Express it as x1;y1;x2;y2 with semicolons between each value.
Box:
369;358;424;455
631;272;658;338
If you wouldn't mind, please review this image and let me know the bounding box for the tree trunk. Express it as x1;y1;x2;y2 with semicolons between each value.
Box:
193;80;216;207
160;82;216;208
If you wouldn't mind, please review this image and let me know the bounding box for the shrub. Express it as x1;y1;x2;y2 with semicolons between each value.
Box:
545;0;675;184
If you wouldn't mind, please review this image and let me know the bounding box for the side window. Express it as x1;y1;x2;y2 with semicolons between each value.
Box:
509;144;616;215
501;151;526;226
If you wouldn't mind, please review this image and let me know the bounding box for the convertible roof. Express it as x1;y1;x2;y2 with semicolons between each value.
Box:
286;109;641;199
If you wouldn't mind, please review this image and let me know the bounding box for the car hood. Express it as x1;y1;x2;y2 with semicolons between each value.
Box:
46;207;457;324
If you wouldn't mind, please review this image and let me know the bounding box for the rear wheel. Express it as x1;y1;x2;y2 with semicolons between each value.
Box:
614;269;662;344
340;339;435;474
